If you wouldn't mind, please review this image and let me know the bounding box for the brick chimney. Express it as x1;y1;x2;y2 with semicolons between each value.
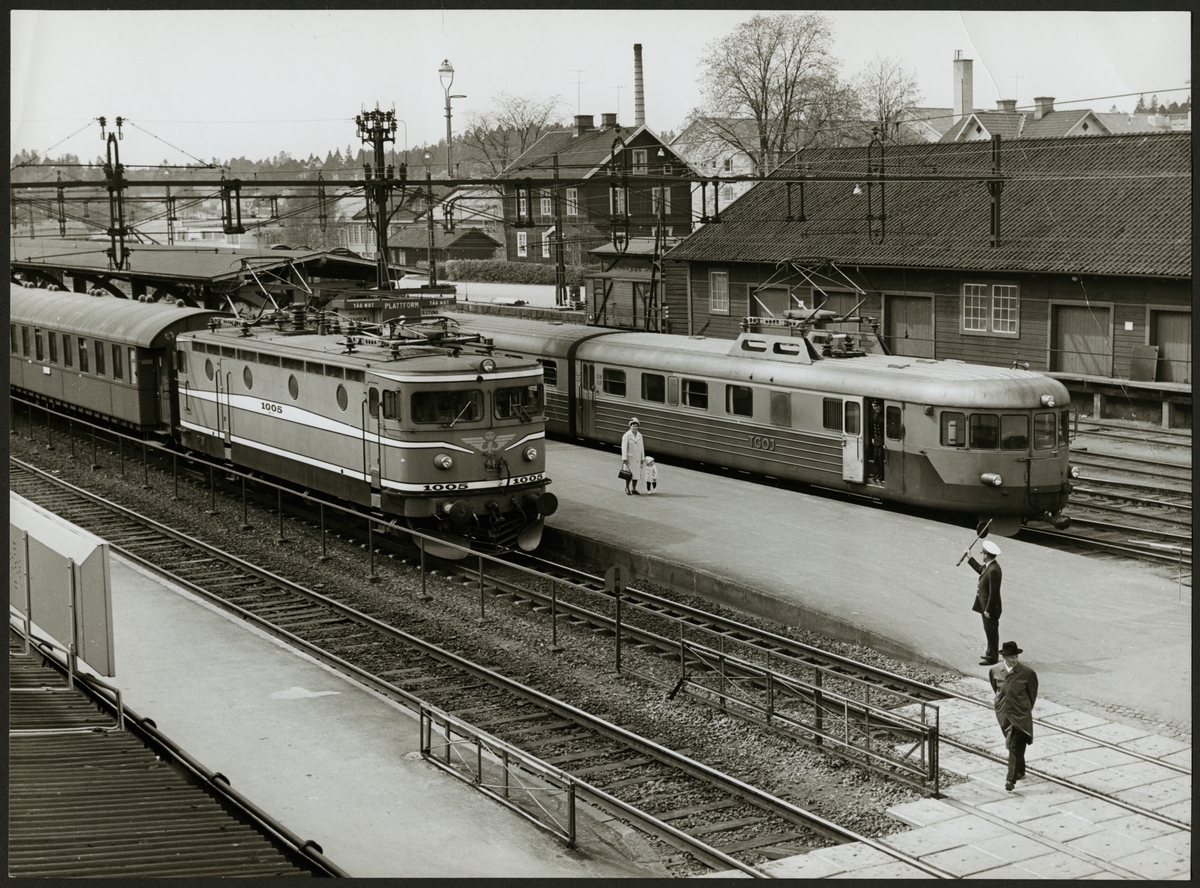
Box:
601;112;618;128
1033;97;1055;120
634;44;645;126
953;50;973;120
996;99;1017;112
574;114;595;136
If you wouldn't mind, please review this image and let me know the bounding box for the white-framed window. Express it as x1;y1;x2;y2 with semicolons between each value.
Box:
651;187;672;217
540;195;553;217
542;228;553;258
723;157;734;172
517;231;527;257
709;270;730;314
565;188;578;217
610;187;626;216
962;283;1020;336
518;194;528;219
721;185;735;203
632;148;648;174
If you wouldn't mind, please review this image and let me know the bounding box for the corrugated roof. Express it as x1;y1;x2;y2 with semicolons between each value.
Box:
666;132;1190;278
11;286;221;347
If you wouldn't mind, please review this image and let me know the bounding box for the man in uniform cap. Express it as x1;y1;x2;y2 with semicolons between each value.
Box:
989;641;1038;791
966;539;1003;665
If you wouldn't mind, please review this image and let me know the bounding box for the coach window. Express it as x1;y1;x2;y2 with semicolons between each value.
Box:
243;365;253;390
822;398;842;431
111;345;124;380
844;401;860;435
538;359;558;387
726;384;753;417
968;414;998;450
128;348;138;384
48;331;58;363
940;411;966;448
412;390;482;425
62;334;72;368
9;326;17;354
94;341;106;376
1001;414;1028;450
682;378;708;410
34;329;44;361
641;373;665;403
21;326;30;357
885;405;902;439
288;374;299;400
769;391;791;427
602;367;627;397
78;339;89;373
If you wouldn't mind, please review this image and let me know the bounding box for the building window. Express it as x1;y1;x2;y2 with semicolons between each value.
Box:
542;230;552;258
962;283;1020;336
610;187;626;216
651;187;672;217
709;270;729;314
721;184;735;203
517;231;528;257
565;188;578;217
723;157;734;172
602;367;626;397
540;195;552;218
518;194;528;219
632;148;648;173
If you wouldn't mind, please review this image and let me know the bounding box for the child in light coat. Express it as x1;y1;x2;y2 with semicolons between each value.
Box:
642;456;658;494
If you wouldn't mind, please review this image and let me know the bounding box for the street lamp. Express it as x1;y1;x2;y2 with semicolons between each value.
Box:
423;150;436;285
439;59;466;178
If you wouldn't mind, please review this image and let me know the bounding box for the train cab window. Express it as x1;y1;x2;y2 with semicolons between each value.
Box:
48;332;58;364
641;373;666;403
822;398;842;431
539;359;558;387
62;334;72;368
495;383;543;420
368;387;380;419
243;365;253;390
770;391;791;427
941;411;966;448
336;384;349;411
681;379;708;410
21;327;30;357
111;345;124;380
176;349;187;374
288;374;299;399
1059;411;1070;447
78;339;89;373
602;368;627;397
382;389;399;420
94;341;106;376
968;414;998;449
34;329;44;361
412;390;482;425
1000;414;1029;450
886;405;902;439
9;326;17;354
844;401;860;435
1033;413;1056;449
726;384;753;417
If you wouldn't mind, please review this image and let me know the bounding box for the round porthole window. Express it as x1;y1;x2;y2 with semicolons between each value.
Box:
336;384;348;411
204;358;214;380
243;366;253;390
288;374;300;400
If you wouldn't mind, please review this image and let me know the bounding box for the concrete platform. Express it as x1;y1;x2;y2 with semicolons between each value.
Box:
99;555;662;879
538;439;1191;733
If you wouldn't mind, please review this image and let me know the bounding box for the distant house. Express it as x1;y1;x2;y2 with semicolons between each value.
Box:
941;97;1112;142
670;117;759;216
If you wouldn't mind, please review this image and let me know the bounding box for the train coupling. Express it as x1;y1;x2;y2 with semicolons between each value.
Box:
1044;511;1072;530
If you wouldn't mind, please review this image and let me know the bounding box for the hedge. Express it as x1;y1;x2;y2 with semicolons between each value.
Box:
442;259;593;286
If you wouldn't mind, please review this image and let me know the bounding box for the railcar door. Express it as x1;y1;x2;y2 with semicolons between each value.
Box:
366;384;382;492
577;362;596;438
1028;409;1067;491
215;363;232;447
840;397;865;483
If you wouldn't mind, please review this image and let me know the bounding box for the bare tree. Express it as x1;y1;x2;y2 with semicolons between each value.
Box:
694;12;851;175
852;55;925;144
459;93;568;174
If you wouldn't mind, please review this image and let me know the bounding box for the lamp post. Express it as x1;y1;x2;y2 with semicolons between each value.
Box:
439;59;466;178
423;150;436;286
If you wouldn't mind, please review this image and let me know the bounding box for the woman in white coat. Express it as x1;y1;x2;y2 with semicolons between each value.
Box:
620;418;645;495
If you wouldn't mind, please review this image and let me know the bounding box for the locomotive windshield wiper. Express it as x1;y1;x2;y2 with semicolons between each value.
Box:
444;399;475;429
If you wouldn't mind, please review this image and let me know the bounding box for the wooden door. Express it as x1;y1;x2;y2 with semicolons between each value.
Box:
1151;310;1191;383
884;295;934;358
1051;305;1111;376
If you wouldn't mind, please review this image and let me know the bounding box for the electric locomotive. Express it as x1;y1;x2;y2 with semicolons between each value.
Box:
446;312;1075;534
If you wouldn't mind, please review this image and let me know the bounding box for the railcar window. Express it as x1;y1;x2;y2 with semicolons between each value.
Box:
726;384;753;417
111;345;124;380
205;359;214;381
94;341;106;376
844;401;861;435
307;361;325;376
220;346;236;358
886;405;902;439
10;326;18;353
237;349;257;362
176;349;187;374
539;359;558;387
336;384;349;411
324;364;343;379
34;329;44;362
345;368;365;383
128;348;138;385
281;357;304;371
941;412;966;447
495;383;544;420
641;373;665;403
1001;415;1029;450
1059;411;1070;448
822;398;842;431
1033;413;1055;449
48;331;58;363
259;353;280;367
412;390;482;425
243;366;253;390
383;389;399;420
682;379;708;410
969;414;998;450
368;387;379;419
62;334;72;368
602;368;627;397
770;392;791;427
78;339;89;373
667;376;679;406
21;327;30;357
288;375;300;399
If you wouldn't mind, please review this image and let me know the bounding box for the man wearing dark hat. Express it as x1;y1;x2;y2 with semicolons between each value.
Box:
966;540;1003;665
989;641;1038;791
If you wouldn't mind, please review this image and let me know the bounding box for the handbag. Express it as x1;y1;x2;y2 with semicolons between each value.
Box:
617;467;633;481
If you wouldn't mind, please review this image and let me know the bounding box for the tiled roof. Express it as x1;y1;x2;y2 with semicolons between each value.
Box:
666;133;1190;278
1020;109;1103;138
502;126;643;179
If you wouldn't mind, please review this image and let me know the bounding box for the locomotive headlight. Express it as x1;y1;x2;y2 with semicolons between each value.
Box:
434;454;454;470
1040;394;1055;407
1069;465;1081;480
981;472;1003;487
480;358;497;373
523;446;538;462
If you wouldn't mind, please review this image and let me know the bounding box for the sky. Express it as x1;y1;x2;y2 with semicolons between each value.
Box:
10;8;1192;167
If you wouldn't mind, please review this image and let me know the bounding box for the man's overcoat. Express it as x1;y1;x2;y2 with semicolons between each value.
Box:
968;556;1002;616
988;661;1038;740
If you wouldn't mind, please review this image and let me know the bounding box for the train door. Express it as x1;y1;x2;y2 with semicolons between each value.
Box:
214;360;233;454
577;362;596;438
1028;410;1066;493
366;384;382;500
840;397;864;483
883;402;905;492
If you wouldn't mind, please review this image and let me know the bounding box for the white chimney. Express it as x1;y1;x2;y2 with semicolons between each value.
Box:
1033;97;1055;120
953;50;973;120
634;44;645;127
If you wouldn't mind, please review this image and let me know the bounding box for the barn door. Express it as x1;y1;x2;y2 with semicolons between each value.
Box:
1051;305;1111;376
577;362;596;438
884;294;934;358
1151;310;1191;383
841;397;864;483
749;287;789;333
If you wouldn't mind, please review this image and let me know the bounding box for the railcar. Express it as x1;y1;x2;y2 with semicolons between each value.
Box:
447;313;1075;533
9;284;558;553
